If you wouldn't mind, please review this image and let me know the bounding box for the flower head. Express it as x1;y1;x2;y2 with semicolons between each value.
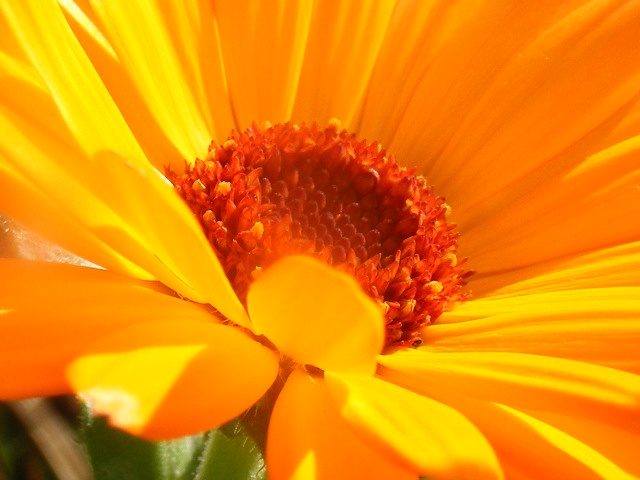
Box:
2;1;640;479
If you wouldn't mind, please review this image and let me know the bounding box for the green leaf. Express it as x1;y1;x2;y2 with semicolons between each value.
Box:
194;419;266;480
80;404;207;480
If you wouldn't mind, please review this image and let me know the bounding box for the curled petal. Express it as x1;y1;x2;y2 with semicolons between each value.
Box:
248;255;383;375
68;319;278;440
0;259;210;398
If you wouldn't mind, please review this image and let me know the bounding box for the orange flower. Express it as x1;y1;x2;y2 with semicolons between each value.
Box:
2;1;640;479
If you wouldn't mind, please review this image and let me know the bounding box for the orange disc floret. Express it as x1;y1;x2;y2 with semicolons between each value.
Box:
168;122;469;348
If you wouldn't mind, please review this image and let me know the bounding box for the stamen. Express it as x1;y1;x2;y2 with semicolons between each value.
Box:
168;122;469;348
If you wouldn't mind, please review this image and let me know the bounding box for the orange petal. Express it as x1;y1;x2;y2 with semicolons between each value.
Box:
460;135;640;274
247;255;383;375
360;0;578;147
426;287;640;373
291;0;396;128
68;319;278;440
386;0;640;209
0;259;213;398
379;349;640;432
212;0;314;128
468;241;640;299
325;372;503;480
267;369;416;480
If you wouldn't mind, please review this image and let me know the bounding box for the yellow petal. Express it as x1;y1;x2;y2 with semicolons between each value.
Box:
0;259;212;398
247;255;383;375
0;45;78;150
213;0;314;128
0;101;246;322
267;369;416;480
91;150;250;326
325;372;503;480
0;105;180;280
522;408;640;478
68;319;278;440
1;0;146;164
497;406;637;480
439;286;640;322
57;0;184;170
379;349;640;432
86;0;213;161
291;0;396;128
0;160;152;279
153;0;236;142
426;287;640;373
417;388;637;480
0;8;30;61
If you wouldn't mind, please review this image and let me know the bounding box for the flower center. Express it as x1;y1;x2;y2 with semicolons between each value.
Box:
168;121;468;348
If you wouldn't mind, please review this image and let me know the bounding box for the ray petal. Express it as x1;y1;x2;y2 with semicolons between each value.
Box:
379;349;640;432
291;0;396;128
381;371;638;479
1;0;146;164
212;0;314;128
68;319;278;440
0;160;152;279
325;372;503;480
425;287;640;372
154;0;236;140
91;150;250;326
376;0;640;211
0;46;77;150
86;0;213;161
460;134;640;274
248;255;383;375
57;0;183;170
519;408;640;478
267;369;417;480
0;259;212;399
468;241;640;298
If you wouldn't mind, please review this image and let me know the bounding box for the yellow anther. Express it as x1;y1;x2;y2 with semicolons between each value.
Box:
214;181;232;197
250;221;264;239
328;118;342;129
192;179;207;193
441;253;457;267
202;210;216;223
223;139;237;151
399;299;416;316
